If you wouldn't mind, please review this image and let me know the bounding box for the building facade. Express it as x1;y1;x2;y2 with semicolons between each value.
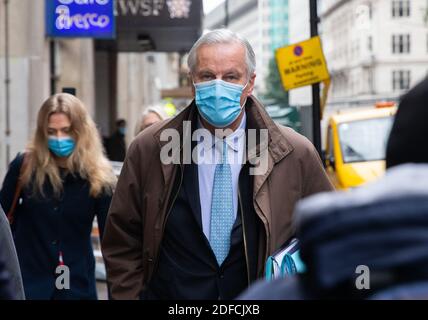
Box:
0;0;182;179
288;0;312;108
288;0;428;145
0;0;96;178
204;0;289;95
321;0;428;111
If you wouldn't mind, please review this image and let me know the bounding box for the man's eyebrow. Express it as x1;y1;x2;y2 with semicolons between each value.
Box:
223;69;242;75
197;69;215;74
196;68;243;76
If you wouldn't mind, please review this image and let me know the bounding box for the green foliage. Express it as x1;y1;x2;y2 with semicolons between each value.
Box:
263;57;289;107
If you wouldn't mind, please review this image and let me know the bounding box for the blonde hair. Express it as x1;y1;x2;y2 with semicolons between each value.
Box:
21;93;117;198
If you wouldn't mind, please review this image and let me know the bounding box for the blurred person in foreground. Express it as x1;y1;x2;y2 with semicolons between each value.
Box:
102;29;333;300
240;78;428;300
0;205;25;299
0;93;116;300
134;105;169;136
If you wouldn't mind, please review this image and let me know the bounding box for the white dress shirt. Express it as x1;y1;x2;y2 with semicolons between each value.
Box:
195;113;247;241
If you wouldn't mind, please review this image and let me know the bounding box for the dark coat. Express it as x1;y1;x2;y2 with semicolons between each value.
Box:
102;96;333;299
144;160;259;300
0;257;14;300
386;78;428;168
0;205;25;299
105;132;126;162
0;154;112;300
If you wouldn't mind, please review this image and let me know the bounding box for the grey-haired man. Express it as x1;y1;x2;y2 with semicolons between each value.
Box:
102;29;333;300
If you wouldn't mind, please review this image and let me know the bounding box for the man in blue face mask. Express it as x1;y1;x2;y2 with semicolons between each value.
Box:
103;29;334;300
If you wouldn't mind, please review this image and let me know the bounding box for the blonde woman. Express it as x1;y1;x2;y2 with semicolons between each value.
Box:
0;93;116;300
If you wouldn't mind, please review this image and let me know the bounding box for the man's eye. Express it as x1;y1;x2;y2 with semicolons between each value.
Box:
202;75;214;80
225;75;238;81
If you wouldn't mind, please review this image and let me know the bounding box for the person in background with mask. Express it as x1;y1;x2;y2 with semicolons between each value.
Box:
0;93;117;299
105;119;127;162
102;29;333;300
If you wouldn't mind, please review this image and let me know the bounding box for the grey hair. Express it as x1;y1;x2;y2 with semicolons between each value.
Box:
141;105;169;120
134;104;169;136
187;29;256;78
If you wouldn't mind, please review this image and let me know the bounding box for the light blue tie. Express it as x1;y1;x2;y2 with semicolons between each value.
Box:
210;140;234;266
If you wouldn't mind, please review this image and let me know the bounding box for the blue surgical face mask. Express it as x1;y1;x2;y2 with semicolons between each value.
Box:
119;127;127;135
194;79;248;128
48;136;76;158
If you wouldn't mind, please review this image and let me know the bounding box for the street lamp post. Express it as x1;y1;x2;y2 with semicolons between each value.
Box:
310;0;322;158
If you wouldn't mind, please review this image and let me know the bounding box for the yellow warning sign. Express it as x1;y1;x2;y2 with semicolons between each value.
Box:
275;36;330;91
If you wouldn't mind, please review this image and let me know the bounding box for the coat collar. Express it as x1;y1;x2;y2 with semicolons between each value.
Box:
152;95;294;164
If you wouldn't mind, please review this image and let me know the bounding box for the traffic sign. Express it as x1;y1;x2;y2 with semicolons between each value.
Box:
275;36;330;91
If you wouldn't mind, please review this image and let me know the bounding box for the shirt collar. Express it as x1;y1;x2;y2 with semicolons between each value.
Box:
196;112;246;153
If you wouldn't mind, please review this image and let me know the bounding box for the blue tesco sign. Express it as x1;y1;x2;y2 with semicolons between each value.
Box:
46;0;115;39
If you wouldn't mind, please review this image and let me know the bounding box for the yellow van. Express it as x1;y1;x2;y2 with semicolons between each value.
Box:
325;103;397;190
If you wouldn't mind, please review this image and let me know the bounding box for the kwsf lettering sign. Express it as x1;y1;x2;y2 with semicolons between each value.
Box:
275;36;330;91
46;0;116;39
113;0;202;52
115;0;196;22
115;0;193;19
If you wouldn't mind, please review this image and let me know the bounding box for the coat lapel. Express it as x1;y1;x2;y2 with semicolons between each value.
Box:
152;96;294;239
183;162;203;230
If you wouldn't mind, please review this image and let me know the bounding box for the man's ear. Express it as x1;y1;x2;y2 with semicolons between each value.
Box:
246;73;256;96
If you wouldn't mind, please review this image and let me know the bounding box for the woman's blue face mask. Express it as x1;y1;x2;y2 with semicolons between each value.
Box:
48;136;76;158
194;79;248;128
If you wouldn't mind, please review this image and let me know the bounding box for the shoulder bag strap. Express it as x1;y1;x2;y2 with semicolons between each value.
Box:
7;153;29;224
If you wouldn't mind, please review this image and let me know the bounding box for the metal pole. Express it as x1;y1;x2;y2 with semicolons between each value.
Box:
50;40;56;95
310;0;322;158
4;0;11;165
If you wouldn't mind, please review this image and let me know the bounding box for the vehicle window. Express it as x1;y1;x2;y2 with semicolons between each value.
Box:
338;116;394;163
327;125;334;163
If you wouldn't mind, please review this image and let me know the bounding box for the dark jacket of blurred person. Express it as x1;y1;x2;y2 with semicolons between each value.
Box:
0;256;13;300
105;119;127;162
240;77;428;300
0;93;116;300
0;205;25;300
386;78;428;168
